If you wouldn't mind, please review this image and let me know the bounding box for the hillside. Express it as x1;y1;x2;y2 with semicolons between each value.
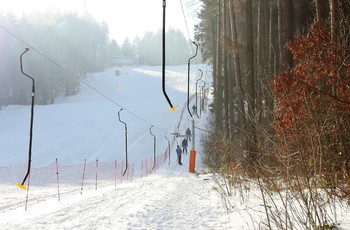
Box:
0;65;241;229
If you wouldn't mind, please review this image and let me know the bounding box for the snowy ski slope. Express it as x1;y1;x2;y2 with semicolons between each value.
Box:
2;65;350;229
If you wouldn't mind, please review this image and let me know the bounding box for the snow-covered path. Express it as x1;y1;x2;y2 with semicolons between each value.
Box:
1;166;232;230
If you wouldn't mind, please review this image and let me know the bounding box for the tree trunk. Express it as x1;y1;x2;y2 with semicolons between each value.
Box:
294;0;312;33
215;3;223;131
228;56;236;141
211;15;217;118
256;0;265;124
257;0;272;149
329;0;338;40
315;0;323;23
223;0;230;138
314;0;330;25
229;0;246;148
278;0;294;71
269;6;278;77
246;0;257;159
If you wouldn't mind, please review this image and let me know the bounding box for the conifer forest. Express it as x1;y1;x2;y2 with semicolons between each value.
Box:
196;0;350;228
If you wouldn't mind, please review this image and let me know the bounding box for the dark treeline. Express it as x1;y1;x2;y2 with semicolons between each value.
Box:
0;11;192;107
196;0;350;228
0;11;109;106
112;28;193;66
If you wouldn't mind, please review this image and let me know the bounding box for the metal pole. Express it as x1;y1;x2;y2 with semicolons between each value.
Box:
95;158;98;190
118;109;128;176
200;80;206;116
187;42;198;117
165;134;170;165
195;69;203;118
192;119;195;151
17;48;35;190
55;158;60;201
149;126;156;170
189;117;196;173
80;159;86;194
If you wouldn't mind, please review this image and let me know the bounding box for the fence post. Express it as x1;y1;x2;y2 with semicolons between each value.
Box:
131;163;135;182
56;158;60;201
95;158;98;191
126;163;129;180
114;160;117;187
146;159;148;177
80;159;86;195
121;161;124;183
141;160;143;178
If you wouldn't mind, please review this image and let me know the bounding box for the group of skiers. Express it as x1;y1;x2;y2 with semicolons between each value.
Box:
176;127;191;165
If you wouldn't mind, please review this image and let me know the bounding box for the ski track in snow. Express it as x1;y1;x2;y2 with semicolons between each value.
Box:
1;171;231;229
2;65;350;229
1;65;236;229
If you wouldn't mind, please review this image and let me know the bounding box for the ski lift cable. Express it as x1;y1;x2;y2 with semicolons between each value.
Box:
16;48;35;191
179;0;192;43
179;0;204;116
179;0;200;70
0;24;168;134
118;108;128;176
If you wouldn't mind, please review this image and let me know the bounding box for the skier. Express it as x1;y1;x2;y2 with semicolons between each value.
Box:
182;138;188;154
192;104;197;114
176;145;182;165
186;127;191;142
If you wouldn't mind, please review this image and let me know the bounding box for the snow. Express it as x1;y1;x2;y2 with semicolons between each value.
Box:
0;172;233;229
1;65;350;229
0;64;237;229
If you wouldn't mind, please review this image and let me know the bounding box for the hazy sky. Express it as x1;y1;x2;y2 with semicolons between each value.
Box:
0;0;199;44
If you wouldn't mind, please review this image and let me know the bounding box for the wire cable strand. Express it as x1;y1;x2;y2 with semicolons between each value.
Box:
179;0;200;70
0;24;168;133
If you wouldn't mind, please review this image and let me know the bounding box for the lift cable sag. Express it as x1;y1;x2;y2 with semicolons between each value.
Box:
0;25;169;134
162;0;179;112
118;109;128;176
16;48;35;191
179;0;200;71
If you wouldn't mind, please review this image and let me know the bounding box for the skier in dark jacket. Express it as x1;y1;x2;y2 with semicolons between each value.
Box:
192;104;197;114
186;128;191;142
176;145;182;165
182;138;188;154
